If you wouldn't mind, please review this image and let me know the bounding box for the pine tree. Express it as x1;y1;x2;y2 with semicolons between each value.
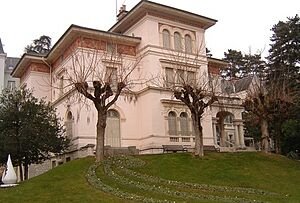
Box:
267;14;300;87
266;15;300;153
25;35;52;55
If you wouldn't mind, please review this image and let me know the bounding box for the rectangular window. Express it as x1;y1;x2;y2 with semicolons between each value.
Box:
105;67;118;89
7;81;16;91
187;71;196;85
165;67;174;88
176;69;185;85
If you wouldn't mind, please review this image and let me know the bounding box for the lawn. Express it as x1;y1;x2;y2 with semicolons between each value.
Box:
0;152;299;203
0;157;122;203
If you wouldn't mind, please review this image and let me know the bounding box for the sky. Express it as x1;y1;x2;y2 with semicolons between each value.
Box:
0;0;299;59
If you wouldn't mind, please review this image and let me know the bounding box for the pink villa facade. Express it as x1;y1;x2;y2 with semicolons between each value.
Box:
12;1;253;157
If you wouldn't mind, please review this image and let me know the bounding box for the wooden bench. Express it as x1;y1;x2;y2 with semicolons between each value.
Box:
162;145;187;153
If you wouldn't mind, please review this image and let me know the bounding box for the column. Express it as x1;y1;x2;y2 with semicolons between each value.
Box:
212;118;218;145
234;123;240;147
239;123;245;147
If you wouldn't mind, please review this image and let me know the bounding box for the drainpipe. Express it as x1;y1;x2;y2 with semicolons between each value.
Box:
42;58;52;102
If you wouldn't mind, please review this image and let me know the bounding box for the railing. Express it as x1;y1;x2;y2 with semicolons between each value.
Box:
170;136;195;143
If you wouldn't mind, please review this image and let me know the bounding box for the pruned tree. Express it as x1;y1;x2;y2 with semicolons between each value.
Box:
243;78;295;153
243;14;299;154
60;38;143;162
0;87;69;180
158;38;219;157
173;79;218;156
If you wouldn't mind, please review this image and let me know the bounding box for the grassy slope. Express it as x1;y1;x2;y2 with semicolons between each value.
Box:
0;157;121;203
0;152;299;203
136;152;300;202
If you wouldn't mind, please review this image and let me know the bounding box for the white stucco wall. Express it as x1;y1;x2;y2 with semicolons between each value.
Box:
21;72;51;102
0;53;6;92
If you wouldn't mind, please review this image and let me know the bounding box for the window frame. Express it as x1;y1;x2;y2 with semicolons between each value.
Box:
184;34;192;53
168;111;177;136
174;32;182;51
7;80;16;91
162;29;171;49
105;67;118;89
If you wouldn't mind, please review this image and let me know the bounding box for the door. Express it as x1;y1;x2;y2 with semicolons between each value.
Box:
105;110;121;147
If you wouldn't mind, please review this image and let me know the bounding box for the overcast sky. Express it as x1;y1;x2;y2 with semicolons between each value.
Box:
0;0;299;59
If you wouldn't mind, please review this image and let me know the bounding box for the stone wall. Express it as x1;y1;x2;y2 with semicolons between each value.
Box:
26;145;139;179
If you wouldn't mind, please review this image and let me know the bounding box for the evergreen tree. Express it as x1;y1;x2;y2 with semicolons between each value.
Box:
267;14;300;87
222;49;266;79
266;14;300;154
0;88;69;180
222;49;245;79
25;35;52;55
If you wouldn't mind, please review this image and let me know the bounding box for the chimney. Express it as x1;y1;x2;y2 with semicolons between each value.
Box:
117;5;128;21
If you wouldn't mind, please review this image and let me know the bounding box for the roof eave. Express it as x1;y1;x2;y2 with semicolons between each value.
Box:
109;0;217;33
47;24;141;62
11;54;45;78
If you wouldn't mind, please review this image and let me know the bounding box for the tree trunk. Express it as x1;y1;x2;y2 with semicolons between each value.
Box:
274;134;282;154
192;114;204;157
24;163;28;180
274;122;283;154
95;111;107;162
18;161;23;182
260;119;269;153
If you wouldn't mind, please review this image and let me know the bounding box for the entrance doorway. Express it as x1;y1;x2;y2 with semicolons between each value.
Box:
105;109;121;147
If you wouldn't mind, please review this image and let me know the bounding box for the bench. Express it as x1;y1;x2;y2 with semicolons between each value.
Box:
162;145;187;153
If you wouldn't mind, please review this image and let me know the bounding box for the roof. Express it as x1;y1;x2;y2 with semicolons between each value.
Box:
47;24;141;62
12;24;142;78
0;38;5;54
208;57;229;67
11;54;44;77
5;57;19;71
234;76;254;92
109;0;217;33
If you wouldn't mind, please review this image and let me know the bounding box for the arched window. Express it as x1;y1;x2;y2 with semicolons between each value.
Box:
185;34;192;53
174;32;182;51
168;111;177;135
65;111;73;138
180;112;189;136
162;29;171;48
105;110;121;147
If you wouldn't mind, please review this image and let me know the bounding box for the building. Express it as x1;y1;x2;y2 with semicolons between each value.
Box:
0;38;20;93
12;0;253;158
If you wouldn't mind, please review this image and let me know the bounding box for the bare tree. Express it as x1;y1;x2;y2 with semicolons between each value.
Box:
60;37;142;162
158;39;220;157
243;78;294;153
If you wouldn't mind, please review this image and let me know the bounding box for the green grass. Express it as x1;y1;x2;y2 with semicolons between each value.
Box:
0;152;299;203
0;157;121;203
136;152;300;202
